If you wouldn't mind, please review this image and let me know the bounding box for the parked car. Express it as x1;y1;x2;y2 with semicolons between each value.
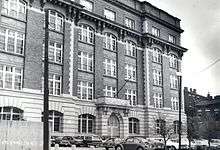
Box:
154;145;176;150
83;135;102;147
102;137;122;150
62;136;84;146
50;136;62;147
115;137;150;150
59;138;71;147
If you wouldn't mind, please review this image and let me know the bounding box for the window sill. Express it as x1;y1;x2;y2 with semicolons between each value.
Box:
170;88;179;91
125;79;137;83
78;40;95;46
125;54;136;59
103;75;117;79
152;61;162;65
170;66;178;70
103;48;117;53
0;50;24;58
78;69;94;74
1;14;27;23
153;84;163;88
42;60;63;66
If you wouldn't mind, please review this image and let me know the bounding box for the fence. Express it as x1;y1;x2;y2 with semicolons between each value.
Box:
0;120;43;150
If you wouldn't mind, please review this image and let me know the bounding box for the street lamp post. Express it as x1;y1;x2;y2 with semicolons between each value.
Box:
177;72;182;150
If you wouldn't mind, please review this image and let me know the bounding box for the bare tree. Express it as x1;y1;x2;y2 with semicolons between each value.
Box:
187;116;200;148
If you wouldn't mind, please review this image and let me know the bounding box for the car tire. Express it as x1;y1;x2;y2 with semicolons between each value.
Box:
137;146;144;150
115;145;123;150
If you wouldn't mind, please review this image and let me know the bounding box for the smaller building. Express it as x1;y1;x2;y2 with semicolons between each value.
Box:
184;87;220;140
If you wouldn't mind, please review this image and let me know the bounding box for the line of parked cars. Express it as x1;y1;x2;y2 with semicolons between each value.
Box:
50;135;220;150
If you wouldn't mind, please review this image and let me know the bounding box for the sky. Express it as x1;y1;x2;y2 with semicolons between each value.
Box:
141;0;220;96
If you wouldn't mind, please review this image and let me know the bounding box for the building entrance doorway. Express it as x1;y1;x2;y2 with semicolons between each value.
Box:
107;114;120;137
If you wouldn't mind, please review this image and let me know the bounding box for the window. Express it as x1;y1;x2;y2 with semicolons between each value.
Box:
0;107;23;121
125;18;135;29
46;111;63;132
103;58;116;77
0;27;25;55
46;74;62;95
168;35;176;44
152;27;160;37
48;41;63;63
170;75;178;89
153;69;162;86
48;10;64;32
169;54;178;69
1;0;26;20
173;121;179;134
171;97;179;111
0;65;22;90
125;64;136;81
156;119;165;134
129;118;139;134
153;93;163;108
80;0;93;12
125;89;137;106
103;33;117;51
78;24;94;44
104;9;116;21
77;81;93;100
78;114;95;133
125;41;136;57
103;85;116;98
78;51;93;72
152;48;162;63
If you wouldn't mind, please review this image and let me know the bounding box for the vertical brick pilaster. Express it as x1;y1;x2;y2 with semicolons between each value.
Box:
23;10;44;90
148;50;154;106
162;56;171;108
137;49;144;105
117;41;126;99
94;33;104;98
0;0;2;22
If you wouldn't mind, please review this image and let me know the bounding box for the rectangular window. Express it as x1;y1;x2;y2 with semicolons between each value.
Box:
168;35;176;44
80;0;93;12
169;55;178;69
49;10;64;32
46;74;62;95
0;64;22;90
77;81;93;100
153;69;162;86
126;41;136;57
103;58;116;77
171;97;179;111
0;27;25;55
78;25;94;44
153;93;163;108
103;85;117;98
103;33;117;51
125;89;137;106
170;75;178;89
125;18;135;29
78;51;93;72
152;27;160;37
104;9;116;21
48;41;63;63
125;64;136;81
152;48;162;63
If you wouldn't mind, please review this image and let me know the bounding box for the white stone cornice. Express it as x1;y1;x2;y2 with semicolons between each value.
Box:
27;6;45;14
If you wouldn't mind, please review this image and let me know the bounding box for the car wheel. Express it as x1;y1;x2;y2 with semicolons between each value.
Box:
137;147;144;150
115;145;123;150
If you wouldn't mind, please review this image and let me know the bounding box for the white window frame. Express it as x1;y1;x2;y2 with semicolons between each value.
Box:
47;74;62;96
0;27;25;55
0;65;22;90
125;41;136;57
125;17;135;29
78;114;95;133
153;69;162;86
103;33;117;51
170;75;178;89
103;85;117;98
168;34;176;44
78;24;94;44
48;10;64;32
1;0;26;19
48;110;63;132
173;121;179;134
48;41;63;63
78;51;93;72
80;0;93;12
169;54;178;69
129;118;139;134
104;9;116;21
152;27;160;37
125;64;136;81
153;93;163;108
77;81;93;100
0;107;23;121
152;48;162;63
103;58;116;77
125;89;137;106
171;97;179;111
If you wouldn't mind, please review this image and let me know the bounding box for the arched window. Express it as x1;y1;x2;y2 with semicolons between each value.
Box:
48;10;64;32
78;24;94;44
173;120;179;134
0;106;23;121
78;114;95;133
169;54;178;69
2;0;26;20
125;41;136;57
42;110;63;132
156;119;165;134
103;33;117;51
152;47;162;63
129;118;139;134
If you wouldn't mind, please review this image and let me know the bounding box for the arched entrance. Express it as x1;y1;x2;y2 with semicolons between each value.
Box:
107;113;120;137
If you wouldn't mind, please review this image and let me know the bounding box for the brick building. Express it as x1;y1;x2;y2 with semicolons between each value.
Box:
0;0;187;138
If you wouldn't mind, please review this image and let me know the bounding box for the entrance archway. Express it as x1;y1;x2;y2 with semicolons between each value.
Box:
107;113;120;137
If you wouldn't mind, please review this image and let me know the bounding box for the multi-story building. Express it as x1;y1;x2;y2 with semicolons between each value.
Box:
0;0;187;138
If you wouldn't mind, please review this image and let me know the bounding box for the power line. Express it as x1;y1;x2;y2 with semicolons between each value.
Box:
198;58;220;73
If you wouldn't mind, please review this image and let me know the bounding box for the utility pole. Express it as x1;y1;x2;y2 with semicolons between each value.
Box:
177;73;182;150
43;9;49;150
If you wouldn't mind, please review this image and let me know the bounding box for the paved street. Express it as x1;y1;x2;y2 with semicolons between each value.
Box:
50;147;106;150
